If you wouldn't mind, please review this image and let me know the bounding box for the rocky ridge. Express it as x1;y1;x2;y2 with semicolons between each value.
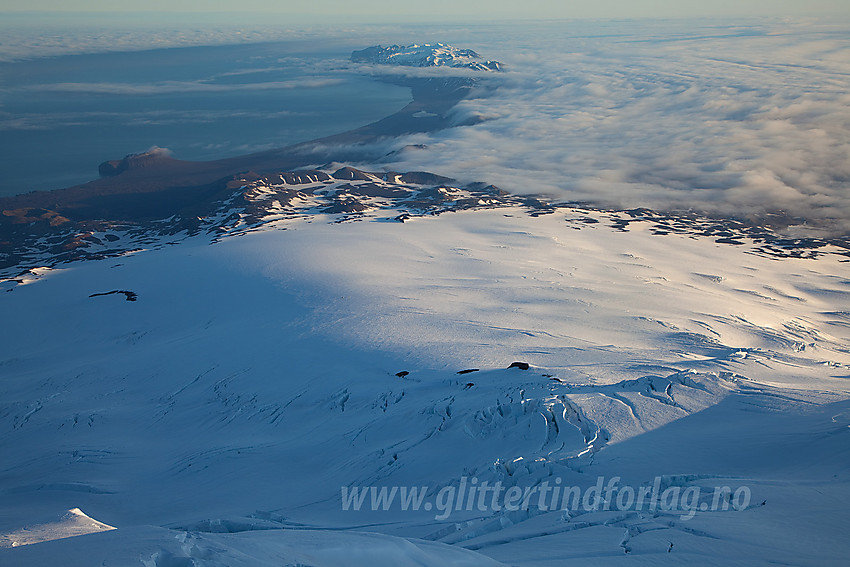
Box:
2;167;848;288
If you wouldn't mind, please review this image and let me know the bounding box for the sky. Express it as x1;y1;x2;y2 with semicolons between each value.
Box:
0;0;849;20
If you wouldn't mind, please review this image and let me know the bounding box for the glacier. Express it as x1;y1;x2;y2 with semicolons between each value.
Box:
1;166;848;565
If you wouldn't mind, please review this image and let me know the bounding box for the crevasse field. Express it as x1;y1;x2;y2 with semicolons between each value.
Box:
1;17;849;566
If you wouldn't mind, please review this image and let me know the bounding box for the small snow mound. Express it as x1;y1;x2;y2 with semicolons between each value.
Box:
0;508;116;548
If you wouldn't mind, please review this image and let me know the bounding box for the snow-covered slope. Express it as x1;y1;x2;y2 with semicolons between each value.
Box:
1;167;848;565
0;508;115;548
351;43;503;71
3;167;842;281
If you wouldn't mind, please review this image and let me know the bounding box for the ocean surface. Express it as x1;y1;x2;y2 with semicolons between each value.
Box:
0;41;411;197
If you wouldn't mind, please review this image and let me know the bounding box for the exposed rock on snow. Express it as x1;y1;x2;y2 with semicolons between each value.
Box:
88;289;137;302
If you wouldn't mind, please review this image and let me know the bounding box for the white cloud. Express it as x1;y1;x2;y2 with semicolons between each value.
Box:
0;21;335;62
375;20;850;232
25;78;345;95
0;109;310;131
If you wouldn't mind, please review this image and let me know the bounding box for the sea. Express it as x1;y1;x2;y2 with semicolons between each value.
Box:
0;39;411;197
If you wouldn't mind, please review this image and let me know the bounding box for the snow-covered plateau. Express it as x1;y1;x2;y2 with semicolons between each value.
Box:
351;43;504;71
1;167;848;565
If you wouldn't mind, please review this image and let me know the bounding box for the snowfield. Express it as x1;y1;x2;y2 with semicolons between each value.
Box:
351;43;503;71
1;188;848;565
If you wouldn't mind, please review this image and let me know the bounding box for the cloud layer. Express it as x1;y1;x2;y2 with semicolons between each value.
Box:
24;78;344;96
376;20;850;233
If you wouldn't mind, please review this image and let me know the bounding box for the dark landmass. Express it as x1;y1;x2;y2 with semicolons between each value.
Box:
0;75;475;246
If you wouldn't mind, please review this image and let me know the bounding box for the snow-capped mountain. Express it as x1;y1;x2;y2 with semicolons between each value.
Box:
3;166;844;284
351;43;503;71
2;162;848;565
1;160;849;565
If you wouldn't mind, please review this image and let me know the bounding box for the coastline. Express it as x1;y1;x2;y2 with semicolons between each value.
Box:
0;75;478;271
0;75;472;217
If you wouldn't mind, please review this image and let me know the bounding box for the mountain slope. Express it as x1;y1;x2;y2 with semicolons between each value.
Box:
1;172;848;565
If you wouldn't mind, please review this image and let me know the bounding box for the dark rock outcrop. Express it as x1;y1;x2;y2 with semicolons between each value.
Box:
332;167;374;181
98;147;174;177
89;290;138;302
